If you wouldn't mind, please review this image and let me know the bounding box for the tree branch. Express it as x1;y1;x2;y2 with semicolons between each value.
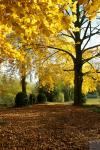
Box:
42;51;59;64
83;52;100;64
67;30;75;40
48;46;76;62
82;22;92;51
80;14;86;25
63;69;74;72
82;62;96;76
91;24;100;32
84;31;100;40
81;19;88;26
81;21;90;44
60;32;74;39
88;75;97;80
82;44;100;53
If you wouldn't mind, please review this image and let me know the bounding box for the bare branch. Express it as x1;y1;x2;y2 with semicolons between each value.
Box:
91;24;100;32
82;44;100;53
63;69;74;72
82;61;95;75
60;32;74;39
65;10;70;16
84;31;100;40
48;46;76;62
80;14;86;25
82;19;88;26
42;51;59;64
67;30;75;40
88;75;97;80
82;70;98;76
96;70;100;73
81;21;91;44
83;52;100;64
82;23;92;51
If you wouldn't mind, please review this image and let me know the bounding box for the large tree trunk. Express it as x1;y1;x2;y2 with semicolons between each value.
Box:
74;57;83;106
73;2;83;106
21;75;27;94
73;33;84;106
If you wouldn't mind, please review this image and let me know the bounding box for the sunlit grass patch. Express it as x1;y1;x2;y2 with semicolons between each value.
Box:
86;98;100;105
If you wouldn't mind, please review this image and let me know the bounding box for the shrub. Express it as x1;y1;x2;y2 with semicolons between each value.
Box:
81;94;87;104
46;92;55;102
29;94;36;105
37;93;47;104
15;92;28;107
63;86;74;101
46;87;61;102
57;92;64;102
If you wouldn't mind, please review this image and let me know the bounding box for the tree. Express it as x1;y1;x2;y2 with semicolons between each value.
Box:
0;0;100;105
40;0;100;105
45;1;100;105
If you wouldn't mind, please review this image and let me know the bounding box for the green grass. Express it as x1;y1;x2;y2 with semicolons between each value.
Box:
46;98;100;105
86;98;100;105
46;101;73;105
83;98;100;113
45;98;100;106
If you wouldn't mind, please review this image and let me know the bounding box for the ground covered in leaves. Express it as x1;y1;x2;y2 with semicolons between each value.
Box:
0;105;100;150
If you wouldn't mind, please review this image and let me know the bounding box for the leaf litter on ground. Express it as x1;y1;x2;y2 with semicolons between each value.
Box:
0;105;100;150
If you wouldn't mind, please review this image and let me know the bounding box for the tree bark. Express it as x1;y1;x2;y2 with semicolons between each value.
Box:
21;75;27;94
73;2;83;106
74;57;83;106
74;30;83;105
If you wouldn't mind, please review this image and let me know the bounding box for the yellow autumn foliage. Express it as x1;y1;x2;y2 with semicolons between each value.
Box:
0;0;100;95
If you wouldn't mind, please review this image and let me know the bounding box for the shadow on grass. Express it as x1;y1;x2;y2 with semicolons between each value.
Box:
82;104;100;113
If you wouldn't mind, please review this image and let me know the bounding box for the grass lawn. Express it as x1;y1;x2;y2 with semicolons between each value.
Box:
46;98;100;106
86;98;100;105
0;105;100;150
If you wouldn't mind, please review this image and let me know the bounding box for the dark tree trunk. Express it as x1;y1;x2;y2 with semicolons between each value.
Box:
74;31;83;105
73;2;84;106
74;56;83;106
21;75;27;94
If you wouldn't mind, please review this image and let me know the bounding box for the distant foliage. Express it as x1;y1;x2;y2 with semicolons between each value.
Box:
63;86;74;101
38;83;74;103
48;90;64;103
0;75;21;106
46;82;65;102
37;93;47;104
96;84;100;97
29;94;36;105
15;92;28;107
81;94;87;104
57;92;64;102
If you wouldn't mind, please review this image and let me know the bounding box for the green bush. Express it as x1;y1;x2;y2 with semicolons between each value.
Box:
15;92;28;107
29;94;36;105
57;92;64;102
81;94;87;104
37;93;47;104
46;92;55;102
